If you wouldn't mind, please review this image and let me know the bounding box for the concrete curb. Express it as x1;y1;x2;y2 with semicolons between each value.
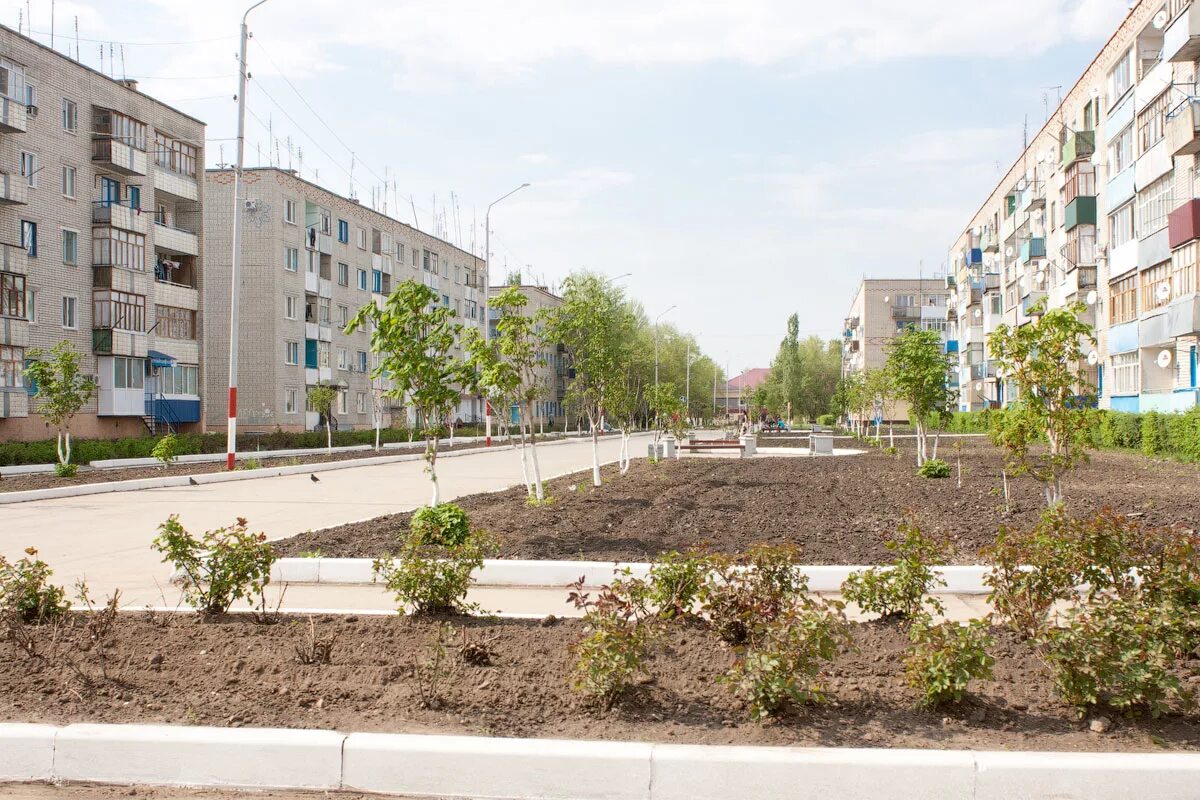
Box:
263;559;994;594
2;722;1199;799
0;433;616;505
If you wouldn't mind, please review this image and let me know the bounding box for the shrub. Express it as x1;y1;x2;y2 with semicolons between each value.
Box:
409;503;471;547
816;414;836;427
722;603;852;719
904;618;994;708
619;550;712;620
917;458;950;478
152;515;276;615
0;547;69;623
1040;596;1193;717
701;544;808;645
375;517;498;615
53;462;78;478
1141;411;1168;457
237;458;263;471
841;520;948;621
568;577;656;709
151;433;180;466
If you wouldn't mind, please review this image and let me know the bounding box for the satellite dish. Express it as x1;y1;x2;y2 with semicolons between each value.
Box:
883;295;890;303
1090;87;1101;100
997;367;1007;379
1157;283;1171;302
1087;351;1099;366
1086;290;1098;306
973;308;983;319
1035;271;1045;285
1157;350;1173;369
1005;246;1014;258
975;382;983;392
1153;9;1169;28
1033;209;1044;221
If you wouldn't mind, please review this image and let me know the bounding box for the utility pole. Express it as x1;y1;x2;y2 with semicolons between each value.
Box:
483;183;530;446
226;0;272;470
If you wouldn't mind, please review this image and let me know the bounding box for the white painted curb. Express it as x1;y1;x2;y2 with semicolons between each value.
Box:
3;723;1200;799
0;433;640;505
265;558;994;594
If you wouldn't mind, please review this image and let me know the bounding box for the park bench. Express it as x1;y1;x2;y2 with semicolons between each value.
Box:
680;439;747;457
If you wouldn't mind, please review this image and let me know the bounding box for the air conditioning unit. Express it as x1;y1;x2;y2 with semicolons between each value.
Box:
244;199;259;212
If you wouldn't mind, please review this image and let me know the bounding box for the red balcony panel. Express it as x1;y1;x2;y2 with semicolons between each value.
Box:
1169;198;1200;249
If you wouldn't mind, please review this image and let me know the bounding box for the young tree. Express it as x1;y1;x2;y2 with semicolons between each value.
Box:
348;280;473;506
987;300;1096;507
22;341;96;468
306;383;338;454
864;368;894;443
545;272;635;487
606;372;642;474
646;381;685;445
885;327;955;466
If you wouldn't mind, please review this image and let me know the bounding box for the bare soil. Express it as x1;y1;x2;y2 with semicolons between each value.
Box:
276;439;1200;564
0;438;541;495
1;613;1197;752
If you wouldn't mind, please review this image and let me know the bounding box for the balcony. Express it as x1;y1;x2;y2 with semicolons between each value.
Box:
1022;184;1045;212
1168;99;1200;157
970;362;997;381
1165;1;1200;63
890;305;921;320
153;219;199;256
92;327;147;357
944;273;956;289
1076;266;1098;290
0;172;25;205
0;242;27;275
305;226;332;255
1060;130;1095;167
1169;198;1200;249
93;202;149;235
944;339;959;355
980;229;999;253
91;138;147;176
1021;291;1048;316
0;97;26;132
966;247;982;266
152;168;199;202
1065;196;1097;231
1020;238;1046;263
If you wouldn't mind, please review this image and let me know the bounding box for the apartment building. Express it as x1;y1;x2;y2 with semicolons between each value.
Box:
204;168;486;433
487;282;567;427
949;0;1200;414
0;25;205;441
841;278;951;421
716;368;771;415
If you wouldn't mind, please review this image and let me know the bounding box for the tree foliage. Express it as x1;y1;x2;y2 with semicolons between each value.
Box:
885;327;955;465
22;341;96;467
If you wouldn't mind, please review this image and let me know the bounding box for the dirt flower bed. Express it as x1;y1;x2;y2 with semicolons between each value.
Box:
276;440;1200;563
1;613;1196;752
0;438;540;495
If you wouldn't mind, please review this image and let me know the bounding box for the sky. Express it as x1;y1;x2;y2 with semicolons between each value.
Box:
4;0;1131;375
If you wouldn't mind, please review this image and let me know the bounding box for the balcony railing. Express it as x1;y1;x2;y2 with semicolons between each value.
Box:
890;305;921;319
92;327;113;353
0;96;26;132
93;201;149;234
91;138;147;176
1061;130;1095;167
0;172;26;205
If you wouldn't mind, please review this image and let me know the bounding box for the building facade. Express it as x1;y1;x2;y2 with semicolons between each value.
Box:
716;367;771;414
949;0;1200;414
487;283;567;428
0;25;205;441
203;168;485;434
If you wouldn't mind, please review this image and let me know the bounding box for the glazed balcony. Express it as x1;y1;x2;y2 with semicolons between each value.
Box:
1020;238;1046;263
0;172;25;205
1167;98;1200;157
1169;198;1200;249
93;201;149;235
1065;196;1097;231
1060;130;1095;167
890;305;921;320
0;96;26;132
91;138;147;176
1165;1;1200;63
153;213;199;256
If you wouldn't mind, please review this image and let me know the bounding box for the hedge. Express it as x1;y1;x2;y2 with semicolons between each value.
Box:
0;424;492;467
943;406;1200;462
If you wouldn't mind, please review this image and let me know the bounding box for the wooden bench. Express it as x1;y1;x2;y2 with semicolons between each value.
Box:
681;439;746;456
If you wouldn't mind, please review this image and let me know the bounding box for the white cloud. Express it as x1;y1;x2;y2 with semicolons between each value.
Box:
519;152;551;164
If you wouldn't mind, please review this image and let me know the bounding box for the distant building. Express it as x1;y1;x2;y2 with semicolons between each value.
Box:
487;283;568;428
841;278;950;422
716;367;770;414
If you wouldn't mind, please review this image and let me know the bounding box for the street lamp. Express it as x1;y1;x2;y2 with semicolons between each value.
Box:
653;305;677;424
482;182;530;447
226;0;273;471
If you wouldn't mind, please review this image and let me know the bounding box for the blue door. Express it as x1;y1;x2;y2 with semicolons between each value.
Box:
100;176;120;206
127;185;140;210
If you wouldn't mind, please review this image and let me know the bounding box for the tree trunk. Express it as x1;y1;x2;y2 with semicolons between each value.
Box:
618;427;631;475
427;422;441;507
56;430;65;466
888;424;894;449
374;418;381;451
518;417;532;496
915;422;926;466
65;430;71;465
931;432;940;460
527;403;544;501
589;413;602;487
326;420;332;454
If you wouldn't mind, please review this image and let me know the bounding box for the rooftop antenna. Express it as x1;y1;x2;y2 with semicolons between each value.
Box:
120;44;126;80
349;152;356;200
411;196;419;230
273;137;280;169
219;144;225;167
286;136;293;170
74;16;79;60
383;168;388;215
17;8;21;36
99;43;103;75
297;147;303;178
108;42;114;77
1022;114;1028;151
50;0;54;49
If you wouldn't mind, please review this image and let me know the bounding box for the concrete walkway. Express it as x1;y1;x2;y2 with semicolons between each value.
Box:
1;434;649;608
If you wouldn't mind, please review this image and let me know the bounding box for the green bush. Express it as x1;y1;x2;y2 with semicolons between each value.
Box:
1141;411;1168;456
0;547;70;623
53;462;78;478
617;550;712;620
841;520;948;620
904;618;995;708
151;433;180;466
947;410;993;433
568;579;657;709
701;545;808;645
917;458;950;478
410;503;471;547
816;414;836;426
375;512;498;615
151;515;276;615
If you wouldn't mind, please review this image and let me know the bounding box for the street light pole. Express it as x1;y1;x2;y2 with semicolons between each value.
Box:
226;0;272;471
482;182;530;447
653;305;676;425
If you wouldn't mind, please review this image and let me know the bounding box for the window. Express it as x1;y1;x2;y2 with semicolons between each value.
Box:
422;249;431;272
93;108;146;149
1064;162;1095;205
357;350;368;372
337;347;348;370
441;257;448;278
1172;241;1199;299
356;392;366;414
372;269;383;293
338;304;349;327
337;262;349;286
93;228;144;270
284;246;299;272
0;345;23;387
152;133;197;178
61;296;76;329
62;229;78;265
1108;202;1135;250
1109;274;1138;324
442;294;449;307
284;199;297;224
1141;261;1172;310
61;98;76;132
1111;351;1139;395
284;389;297;414
23;289;35;323
1109;48;1131;104
19;151;36;188
317;340;330;368
158;364;198;395
357;268;367;290
285;295;298;320
1138;91;1170;153
356;227;365;249
338;219;349;244
412;248;418;267
61;165;75;198
1108;124;1133;175
93;290;146;331
318;296;330;324
155;305;196;339
0;271;25;318
1137;172;1173;237
337;389;348;415
285;340;300;365
111;357;145;390
396;242;405;262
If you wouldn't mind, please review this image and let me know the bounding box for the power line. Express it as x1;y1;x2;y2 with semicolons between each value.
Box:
24;28;233;46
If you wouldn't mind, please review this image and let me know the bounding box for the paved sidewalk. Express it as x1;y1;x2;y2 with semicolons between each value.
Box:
2;435;648;607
